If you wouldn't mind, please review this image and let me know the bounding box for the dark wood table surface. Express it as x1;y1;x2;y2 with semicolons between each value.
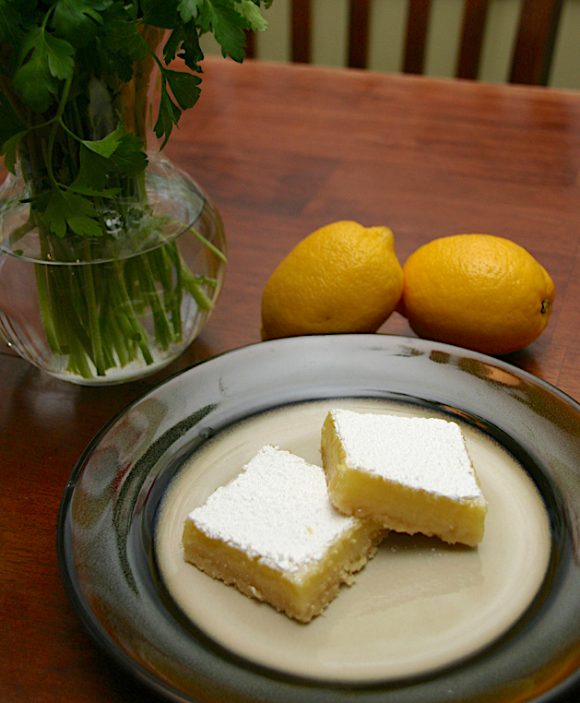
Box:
1;58;579;702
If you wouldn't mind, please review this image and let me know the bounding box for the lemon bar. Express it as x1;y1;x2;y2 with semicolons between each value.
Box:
321;410;487;547
182;445;384;623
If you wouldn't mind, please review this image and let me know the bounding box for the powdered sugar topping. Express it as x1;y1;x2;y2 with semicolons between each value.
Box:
187;445;358;574
331;409;483;500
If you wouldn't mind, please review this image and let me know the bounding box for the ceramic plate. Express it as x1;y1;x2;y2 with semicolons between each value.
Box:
57;335;580;703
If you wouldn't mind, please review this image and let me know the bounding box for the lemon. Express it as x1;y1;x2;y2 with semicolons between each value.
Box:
401;234;555;355
261;220;403;340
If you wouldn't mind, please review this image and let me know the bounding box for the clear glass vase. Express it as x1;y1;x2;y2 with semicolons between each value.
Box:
0;154;226;385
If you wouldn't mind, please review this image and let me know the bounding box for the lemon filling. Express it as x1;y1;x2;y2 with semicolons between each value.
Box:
321;409;487;547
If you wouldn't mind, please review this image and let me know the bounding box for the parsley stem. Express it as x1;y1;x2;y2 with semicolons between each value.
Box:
45;75;73;188
81;251;106;376
35;264;61;354
190;225;227;262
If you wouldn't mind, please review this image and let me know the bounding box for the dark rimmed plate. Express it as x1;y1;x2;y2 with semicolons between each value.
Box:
57;334;580;703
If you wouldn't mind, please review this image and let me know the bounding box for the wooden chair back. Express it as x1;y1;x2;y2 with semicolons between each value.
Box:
247;0;564;86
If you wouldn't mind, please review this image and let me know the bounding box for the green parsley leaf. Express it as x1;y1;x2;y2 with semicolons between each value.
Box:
235;0;268;32
109;132;148;176
91;6;148;81
52;0;108;48
178;0;204;24
81;124;124;158
154;84;181;148
101;16;148;63
153;58;205;147
69;127;147;198
44;33;75;81
163;23;204;71
13;28;58;112
38;189;100;238
141;0;180;28
76;128;148;189
73;145;110;192
165;69;201;110
2;130;26;173
13;26;75;111
207;0;247;62
67;214;103;237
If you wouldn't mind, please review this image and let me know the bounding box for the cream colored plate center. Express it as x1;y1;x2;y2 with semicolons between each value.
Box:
156;399;551;682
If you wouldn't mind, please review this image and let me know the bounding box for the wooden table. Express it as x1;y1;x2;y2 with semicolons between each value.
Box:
1;58;579;702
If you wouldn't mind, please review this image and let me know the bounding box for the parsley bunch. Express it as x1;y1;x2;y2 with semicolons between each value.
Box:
0;0;271;380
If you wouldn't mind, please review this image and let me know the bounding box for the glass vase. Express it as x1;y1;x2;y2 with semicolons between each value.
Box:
0;154;226;385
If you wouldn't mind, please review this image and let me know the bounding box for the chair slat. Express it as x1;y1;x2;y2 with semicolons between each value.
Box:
510;0;563;85
291;0;312;64
403;0;432;75
347;0;371;69
244;30;256;60
456;0;490;80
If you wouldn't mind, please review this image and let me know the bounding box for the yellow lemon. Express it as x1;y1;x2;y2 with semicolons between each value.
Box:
261;220;403;340
401;234;555;355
